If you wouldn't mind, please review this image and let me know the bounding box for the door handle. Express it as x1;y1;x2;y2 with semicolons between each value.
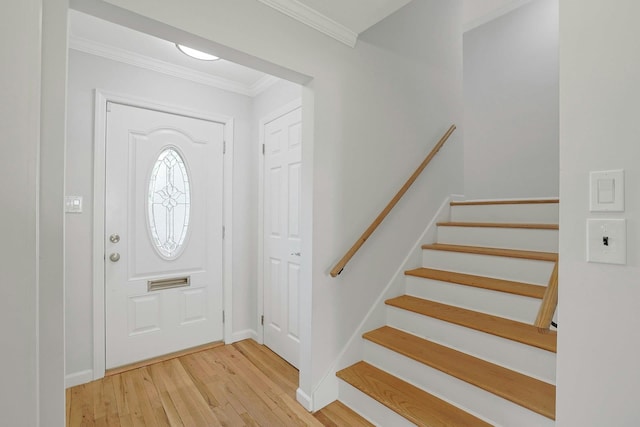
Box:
109;253;121;262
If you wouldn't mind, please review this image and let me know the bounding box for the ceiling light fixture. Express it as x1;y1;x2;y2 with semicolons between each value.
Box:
176;44;219;61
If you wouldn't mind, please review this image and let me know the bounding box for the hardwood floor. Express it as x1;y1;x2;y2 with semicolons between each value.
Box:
67;340;372;426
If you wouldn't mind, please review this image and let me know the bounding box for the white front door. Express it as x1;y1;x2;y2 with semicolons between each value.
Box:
105;102;224;369
263;106;302;368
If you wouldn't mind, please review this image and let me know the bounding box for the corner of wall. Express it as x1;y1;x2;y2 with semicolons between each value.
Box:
65;369;94;389
296;387;314;412
228;329;259;345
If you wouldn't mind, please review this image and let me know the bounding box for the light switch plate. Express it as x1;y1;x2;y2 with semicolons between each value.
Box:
65;196;83;213
590;169;624;211
587;218;626;265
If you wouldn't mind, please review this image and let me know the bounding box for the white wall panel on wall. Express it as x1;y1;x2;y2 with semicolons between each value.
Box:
464;0;558;199
0;1;41;425
559;0;640;424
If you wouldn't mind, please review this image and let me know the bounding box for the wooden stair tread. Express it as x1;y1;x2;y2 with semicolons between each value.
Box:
405;268;546;299
421;243;558;262
451;199;559;206
386;295;557;352
337;361;492;427
437;221;558;230
364;327;556;420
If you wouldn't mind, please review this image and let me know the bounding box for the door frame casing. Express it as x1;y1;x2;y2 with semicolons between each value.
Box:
92;89;234;380
256;98;302;346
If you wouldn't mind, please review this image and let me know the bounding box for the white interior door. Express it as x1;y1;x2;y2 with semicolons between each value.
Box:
105;102;224;369
263;106;302;368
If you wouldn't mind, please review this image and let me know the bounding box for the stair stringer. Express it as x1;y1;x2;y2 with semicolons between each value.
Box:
363;341;554;427
311;195;460;411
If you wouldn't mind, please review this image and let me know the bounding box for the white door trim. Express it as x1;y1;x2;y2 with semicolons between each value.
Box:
256;98;302;345
92;89;234;380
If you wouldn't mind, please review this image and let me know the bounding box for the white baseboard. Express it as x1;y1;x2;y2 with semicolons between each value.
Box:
228;329;258;344
296;387;313;412
311;195;455;411
313;375;339;411
65;369;94;389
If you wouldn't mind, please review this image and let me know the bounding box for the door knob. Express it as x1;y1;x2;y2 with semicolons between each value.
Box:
109;253;121;262
109;233;120;243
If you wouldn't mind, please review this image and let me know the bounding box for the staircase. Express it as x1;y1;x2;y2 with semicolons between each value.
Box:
336;199;559;426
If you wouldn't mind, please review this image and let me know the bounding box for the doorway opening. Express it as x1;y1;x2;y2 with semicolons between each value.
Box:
64;9;310;393
257;99;303;369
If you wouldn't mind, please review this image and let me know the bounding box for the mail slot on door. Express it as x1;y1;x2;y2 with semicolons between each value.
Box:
147;276;190;292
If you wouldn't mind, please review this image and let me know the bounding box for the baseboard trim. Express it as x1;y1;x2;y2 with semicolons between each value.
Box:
65;369;94;389
228;329;259;344
296;387;313;412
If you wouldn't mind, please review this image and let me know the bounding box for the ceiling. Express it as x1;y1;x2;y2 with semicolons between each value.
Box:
67;1;415;95
68;1;528;95
462;0;534;31
292;0;413;34
256;0;413;46
68;10;279;97
257;0;531;45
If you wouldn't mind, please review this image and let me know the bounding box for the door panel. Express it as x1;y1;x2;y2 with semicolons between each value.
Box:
105;102;224;369
263;106;302;368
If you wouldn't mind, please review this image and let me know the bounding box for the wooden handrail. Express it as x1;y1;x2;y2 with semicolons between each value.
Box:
330;124;457;277
534;260;558;331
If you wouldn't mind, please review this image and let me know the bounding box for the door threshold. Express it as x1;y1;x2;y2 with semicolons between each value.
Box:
105;341;224;377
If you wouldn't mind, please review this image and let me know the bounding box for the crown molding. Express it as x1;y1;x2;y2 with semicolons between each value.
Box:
257;0;358;47
69;35;278;97
250;75;281;97
464;0;535;32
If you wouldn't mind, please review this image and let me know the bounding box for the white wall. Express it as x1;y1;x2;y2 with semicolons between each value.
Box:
463;0;534;30
463;0;558;199
40;0;68;422
0;1;41;425
82;0;463;407
65;49;256;378
558;1;640;425
253;79;302;125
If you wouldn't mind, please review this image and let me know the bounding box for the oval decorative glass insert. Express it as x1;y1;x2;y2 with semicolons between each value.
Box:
148;148;191;258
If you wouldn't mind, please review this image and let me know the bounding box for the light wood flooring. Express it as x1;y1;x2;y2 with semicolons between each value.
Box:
66;340;372;426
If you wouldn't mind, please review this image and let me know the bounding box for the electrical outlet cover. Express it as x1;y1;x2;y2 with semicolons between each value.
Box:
586;218;626;265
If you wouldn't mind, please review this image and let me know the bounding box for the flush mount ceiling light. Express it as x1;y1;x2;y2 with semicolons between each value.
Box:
175;44;219;61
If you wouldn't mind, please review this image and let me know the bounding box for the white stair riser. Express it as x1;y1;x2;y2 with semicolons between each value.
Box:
422;249;555;285
451;204;559;224
364;342;554;427
437;226;558;252
405;276;540;323
386;307;556;384
338;380;416;427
